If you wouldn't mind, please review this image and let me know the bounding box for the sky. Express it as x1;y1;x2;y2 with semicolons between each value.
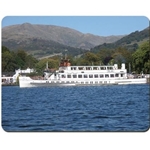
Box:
2;16;149;36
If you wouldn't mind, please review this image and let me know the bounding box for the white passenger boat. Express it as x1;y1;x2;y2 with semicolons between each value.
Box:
19;58;147;88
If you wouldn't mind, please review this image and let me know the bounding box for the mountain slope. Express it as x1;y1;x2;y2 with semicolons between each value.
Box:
2;23;124;51
91;27;149;53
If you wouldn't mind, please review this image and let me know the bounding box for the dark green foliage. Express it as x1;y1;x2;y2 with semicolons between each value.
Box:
91;28;149;53
2;46;38;72
132;41;150;74
2;46;17;72
35;58;59;74
2;40;150;74
73;41;149;74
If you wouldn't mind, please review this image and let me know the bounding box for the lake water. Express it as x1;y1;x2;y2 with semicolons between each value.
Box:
2;84;149;132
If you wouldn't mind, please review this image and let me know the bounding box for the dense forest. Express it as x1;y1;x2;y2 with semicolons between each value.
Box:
2;41;150;75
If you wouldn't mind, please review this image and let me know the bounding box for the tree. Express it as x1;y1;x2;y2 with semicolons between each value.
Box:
15;50;38;69
132;41;150;73
83;52;99;65
111;47;133;70
2;46;10;53
2;46;17;72
2;46;38;72
35;58;59;73
98;49;114;65
16;50;28;68
24;55;38;69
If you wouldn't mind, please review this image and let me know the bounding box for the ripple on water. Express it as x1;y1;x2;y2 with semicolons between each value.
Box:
2;84;149;131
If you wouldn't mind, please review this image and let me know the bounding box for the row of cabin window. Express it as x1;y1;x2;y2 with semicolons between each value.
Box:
61;74;124;78
71;67;113;70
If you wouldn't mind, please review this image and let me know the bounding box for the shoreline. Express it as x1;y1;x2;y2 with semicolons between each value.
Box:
2;83;19;86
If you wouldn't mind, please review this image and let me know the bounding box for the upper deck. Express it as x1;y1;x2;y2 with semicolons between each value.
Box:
58;58;126;74
59;64;126;73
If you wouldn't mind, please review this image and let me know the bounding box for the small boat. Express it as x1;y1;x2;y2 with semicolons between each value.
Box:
19;58;147;88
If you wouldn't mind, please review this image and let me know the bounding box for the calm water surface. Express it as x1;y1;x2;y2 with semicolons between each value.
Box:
2;84;150;131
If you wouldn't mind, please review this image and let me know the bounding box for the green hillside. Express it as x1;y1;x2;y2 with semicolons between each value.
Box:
91;27;149;53
2;23;124;59
2;37;88;58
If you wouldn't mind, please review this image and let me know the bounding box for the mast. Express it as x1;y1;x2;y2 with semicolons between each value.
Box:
46;61;48;70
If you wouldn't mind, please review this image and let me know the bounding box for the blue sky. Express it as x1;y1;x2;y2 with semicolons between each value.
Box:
2;16;149;36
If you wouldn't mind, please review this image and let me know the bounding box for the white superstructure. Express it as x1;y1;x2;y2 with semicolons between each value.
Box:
2;67;35;85
19;59;147;88
13;67;35;83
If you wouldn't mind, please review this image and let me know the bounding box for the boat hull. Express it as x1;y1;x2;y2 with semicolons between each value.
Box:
19;76;147;88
